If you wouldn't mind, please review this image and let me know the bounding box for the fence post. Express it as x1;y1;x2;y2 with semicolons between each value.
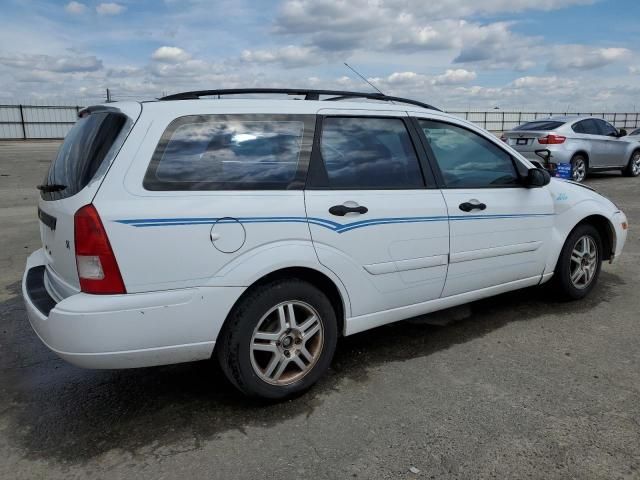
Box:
18;104;26;140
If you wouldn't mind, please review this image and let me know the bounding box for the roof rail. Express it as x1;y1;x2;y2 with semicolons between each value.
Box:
159;88;440;111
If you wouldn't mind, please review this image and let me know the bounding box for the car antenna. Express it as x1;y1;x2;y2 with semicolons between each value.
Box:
343;62;385;95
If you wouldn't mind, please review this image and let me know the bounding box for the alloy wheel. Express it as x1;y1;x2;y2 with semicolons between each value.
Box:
572;158;586;182
250;301;324;385
632;152;640;176
569;235;598;289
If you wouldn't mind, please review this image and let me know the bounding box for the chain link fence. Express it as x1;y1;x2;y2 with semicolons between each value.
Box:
1;104;639;139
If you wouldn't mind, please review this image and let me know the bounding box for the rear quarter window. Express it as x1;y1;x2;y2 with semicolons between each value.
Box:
41;111;127;201
513;121;565;131
144;114;315;190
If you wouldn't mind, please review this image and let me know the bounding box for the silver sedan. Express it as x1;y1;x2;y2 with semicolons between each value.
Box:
502;116;640;182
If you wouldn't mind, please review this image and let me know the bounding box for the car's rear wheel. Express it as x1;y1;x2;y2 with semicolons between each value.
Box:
552;224;603;300
217;279;337;400
571;154;588;182
622;150;640;177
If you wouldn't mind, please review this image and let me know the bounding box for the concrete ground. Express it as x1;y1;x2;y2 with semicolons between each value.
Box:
0;140;638;479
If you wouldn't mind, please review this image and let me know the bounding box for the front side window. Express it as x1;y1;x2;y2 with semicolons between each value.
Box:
596;120;617;136
419;119;520;188
316;117;424;189
144;114;314;190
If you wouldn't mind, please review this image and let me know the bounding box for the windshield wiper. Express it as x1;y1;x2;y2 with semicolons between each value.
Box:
36;183;67;192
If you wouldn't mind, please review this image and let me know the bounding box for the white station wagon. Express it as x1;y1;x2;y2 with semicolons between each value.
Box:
23;89;628;399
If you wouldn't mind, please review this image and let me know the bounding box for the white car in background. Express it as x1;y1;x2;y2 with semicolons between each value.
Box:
23;89;628;400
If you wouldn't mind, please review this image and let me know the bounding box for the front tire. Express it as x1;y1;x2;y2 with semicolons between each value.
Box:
571;154;588;182
217;279;338;400
622;150;640;177
552;224;603;300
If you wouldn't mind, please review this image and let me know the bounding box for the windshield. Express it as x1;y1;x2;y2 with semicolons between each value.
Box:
630;128;640;136
41;111;126;201
513;121;565;131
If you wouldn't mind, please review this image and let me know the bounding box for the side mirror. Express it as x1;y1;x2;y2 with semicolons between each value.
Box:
526;167;551;188
619;128;628;137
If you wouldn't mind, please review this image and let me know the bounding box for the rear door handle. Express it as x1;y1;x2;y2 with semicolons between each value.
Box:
329;204;368;216
459;201;486;212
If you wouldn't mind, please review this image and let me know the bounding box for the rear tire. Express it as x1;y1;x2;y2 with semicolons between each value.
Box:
571;154;588;182
217;279;338;400
622;150;640;177
551;224;603;300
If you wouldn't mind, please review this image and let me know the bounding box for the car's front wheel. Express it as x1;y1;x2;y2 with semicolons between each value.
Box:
622;150;640;177
217;278;338;400
552;224;603;300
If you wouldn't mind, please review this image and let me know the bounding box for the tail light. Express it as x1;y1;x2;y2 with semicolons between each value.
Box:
74;204;126;294
538;134;566;144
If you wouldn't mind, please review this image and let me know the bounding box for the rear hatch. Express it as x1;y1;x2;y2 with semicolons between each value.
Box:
37;105;137;300
503;120;566;154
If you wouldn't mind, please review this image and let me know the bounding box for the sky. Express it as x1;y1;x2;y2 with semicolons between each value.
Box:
0;0;638;109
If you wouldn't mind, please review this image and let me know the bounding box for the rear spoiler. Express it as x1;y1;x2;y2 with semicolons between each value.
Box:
77;105;123;118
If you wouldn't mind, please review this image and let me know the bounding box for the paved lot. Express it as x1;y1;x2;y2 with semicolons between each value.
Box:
1;141;639;479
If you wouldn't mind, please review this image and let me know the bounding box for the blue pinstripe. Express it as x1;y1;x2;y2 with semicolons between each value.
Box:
116;213;554;233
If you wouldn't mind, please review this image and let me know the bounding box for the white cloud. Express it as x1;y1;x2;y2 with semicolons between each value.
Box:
151;46;191;63
433;68;477;85
512;75;577;89
240;45;321;67
548;47;631;71
512;76;556;88
96;2;126;15
275;0;593;35
0;54;103;73
65;1;87;14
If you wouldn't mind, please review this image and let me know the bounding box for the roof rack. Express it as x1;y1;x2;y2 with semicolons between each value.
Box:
159;88;440;111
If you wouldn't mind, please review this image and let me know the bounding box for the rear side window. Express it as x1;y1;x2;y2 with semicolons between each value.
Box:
42;111;127;200
144;114;314;190
514;121;565;131
572;119;599;135
313;117;424;189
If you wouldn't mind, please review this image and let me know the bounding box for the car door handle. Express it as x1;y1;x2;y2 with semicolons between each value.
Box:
459;201;486;212
329;204;368;216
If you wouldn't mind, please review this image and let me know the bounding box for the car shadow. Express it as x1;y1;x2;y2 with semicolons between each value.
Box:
584;171;624;180
0;271;623;462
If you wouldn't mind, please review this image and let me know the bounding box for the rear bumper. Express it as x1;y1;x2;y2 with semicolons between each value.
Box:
22;249;244;369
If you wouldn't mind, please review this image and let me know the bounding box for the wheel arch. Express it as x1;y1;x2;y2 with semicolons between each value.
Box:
572;150;590;166
222;266;348;337
570;214;615;261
